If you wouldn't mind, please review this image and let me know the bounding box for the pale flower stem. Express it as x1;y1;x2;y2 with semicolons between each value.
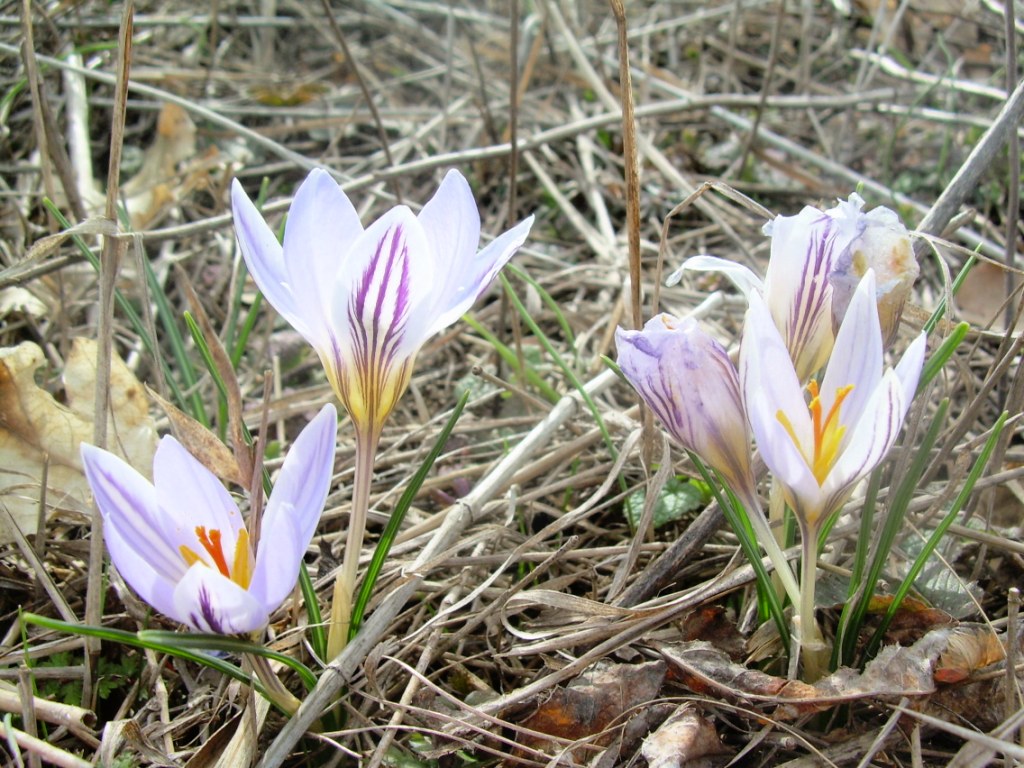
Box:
737;489;802;609
798;526;828;681
768;479;787;601
247;653;301;715
327;429;379;659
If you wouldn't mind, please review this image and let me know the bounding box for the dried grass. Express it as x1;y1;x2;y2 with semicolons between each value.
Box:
2;1;1023;766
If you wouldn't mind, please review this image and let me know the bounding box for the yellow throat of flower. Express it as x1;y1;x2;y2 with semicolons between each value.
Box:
777;380;854;486
180;526;255;589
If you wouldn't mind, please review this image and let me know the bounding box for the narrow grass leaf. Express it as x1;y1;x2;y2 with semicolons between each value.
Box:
21;613;263;696
864;410;1008;661
689;453;790;647
138;630;318;691
463;313;560;403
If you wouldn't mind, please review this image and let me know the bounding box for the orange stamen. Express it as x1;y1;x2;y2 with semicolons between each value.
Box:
195;526;231;578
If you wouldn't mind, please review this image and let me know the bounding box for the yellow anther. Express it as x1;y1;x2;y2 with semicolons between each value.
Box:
777;381;855;486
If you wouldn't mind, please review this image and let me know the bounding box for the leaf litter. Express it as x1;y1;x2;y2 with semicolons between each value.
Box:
2;1;1023;766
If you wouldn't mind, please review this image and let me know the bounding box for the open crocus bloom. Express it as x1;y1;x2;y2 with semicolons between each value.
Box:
232;169;534;441
616;315;754;495
81;404;337;634
673;195;869;381
741;270;926;529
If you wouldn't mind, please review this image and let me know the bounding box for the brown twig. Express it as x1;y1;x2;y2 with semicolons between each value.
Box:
83;0;132;705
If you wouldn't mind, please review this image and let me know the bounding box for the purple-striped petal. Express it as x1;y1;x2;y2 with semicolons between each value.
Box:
329;207;432;433
616;314;754;493
823;368;905;505
763;207;853;380
250;403;336;609
81;444;187;584
173;565;268;634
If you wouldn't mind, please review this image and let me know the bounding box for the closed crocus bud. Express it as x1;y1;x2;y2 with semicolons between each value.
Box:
616;314;754;496
828;194;918;348
675;196;865;382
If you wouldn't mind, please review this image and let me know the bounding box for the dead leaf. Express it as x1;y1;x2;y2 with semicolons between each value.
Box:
148;385;242;486
641;703;731;768
0;287;47;319
955;260;1019;332
865;594;957;646
934;624;1006;685
517;660;666;756
660;632;945;718
250;82;328;106
0;340;157;541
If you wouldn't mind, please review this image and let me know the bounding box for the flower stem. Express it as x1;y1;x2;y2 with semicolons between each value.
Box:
737;489;802;610
327;428;379;660
247;653;301;715
798;525;828;681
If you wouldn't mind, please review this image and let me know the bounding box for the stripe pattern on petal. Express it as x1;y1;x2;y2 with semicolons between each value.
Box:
338;223;416;434
780;218;836;377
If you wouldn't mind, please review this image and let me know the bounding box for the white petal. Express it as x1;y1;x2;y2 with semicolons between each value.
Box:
895;332;928;402
424;215;533;336
103;513;182;621
152;436;244;549
747;385;823;513
282;169;362;347
669;255;764;298
820;270;883;427
415;169;481;290
742;294;812;446
173;564;269;634
741;295;824;516
232;179;315;343
250;404;336;609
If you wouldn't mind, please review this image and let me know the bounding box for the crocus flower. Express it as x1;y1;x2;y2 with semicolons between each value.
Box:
616;315;802;607
672;195;870;381
81;404;337;634
827;193;918;348
741;270;926;530
616;315;754;495
233;168;533;655
232;169;534;443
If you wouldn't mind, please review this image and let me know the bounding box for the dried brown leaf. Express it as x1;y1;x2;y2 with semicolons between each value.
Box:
641;703;731;768
147;386;242;487
0;340;156;540
517;660;666;754
934;624;1007;685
